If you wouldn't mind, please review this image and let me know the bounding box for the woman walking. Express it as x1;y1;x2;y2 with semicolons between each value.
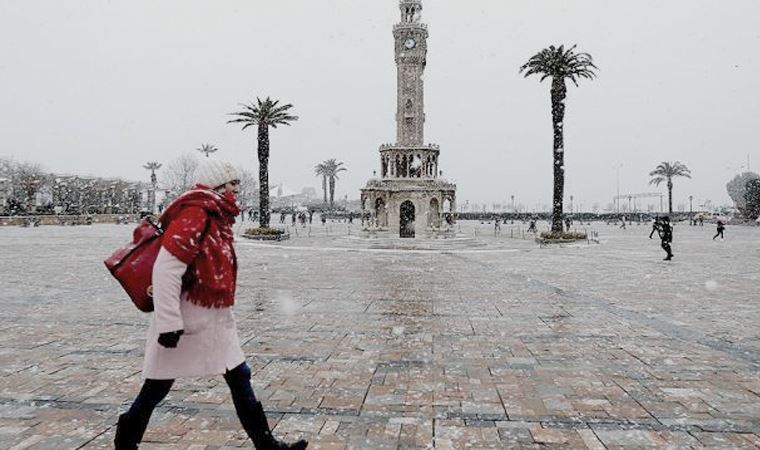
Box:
115;159;307;449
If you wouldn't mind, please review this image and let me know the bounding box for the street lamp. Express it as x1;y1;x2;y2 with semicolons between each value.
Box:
614;163;623;213
689;195;693;224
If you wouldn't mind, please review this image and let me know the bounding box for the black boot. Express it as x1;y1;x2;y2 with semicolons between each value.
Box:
114;413;141;450
244;401;308;450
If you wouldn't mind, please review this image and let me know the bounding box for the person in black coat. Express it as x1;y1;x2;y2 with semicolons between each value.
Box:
650;216;674;260
713;220;725;240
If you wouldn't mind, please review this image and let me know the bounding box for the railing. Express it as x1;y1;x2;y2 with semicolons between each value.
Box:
379;143;440;151
393;23;427;31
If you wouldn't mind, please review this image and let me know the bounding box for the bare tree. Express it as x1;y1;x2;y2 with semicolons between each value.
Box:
237;167;258;213
14;161;48;211
161;153;199;198
726;172;760;214
0;156;13;179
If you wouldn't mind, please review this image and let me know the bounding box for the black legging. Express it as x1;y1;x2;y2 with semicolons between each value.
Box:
125;362;257;440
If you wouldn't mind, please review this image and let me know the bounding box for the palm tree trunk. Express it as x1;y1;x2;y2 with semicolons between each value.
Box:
322;175;327;203
257;123;270;228
329;177;335;207
667;179;673;215
550;78;567;233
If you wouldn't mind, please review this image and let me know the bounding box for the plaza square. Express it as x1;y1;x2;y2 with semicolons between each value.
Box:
1;222;759;448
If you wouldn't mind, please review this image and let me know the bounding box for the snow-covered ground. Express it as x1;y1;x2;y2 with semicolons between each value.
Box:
0;222;758;448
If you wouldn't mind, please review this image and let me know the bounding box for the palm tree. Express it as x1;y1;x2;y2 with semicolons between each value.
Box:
196;144;218;158
228;97;298;228
314;162;328;204
322;159;347;207
649;161;691;215
520;44;597;233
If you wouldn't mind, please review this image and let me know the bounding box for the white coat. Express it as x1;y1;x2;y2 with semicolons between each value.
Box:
142;248;245;380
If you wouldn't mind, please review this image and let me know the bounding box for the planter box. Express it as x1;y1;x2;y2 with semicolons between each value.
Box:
535;237;588;248
242;233;290;241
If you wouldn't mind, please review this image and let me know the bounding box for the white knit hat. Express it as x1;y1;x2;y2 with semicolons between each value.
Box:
195;158;241;189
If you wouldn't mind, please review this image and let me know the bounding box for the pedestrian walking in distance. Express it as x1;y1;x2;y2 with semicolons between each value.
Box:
713;219;725;240
650;216;674;260
115;158;307;450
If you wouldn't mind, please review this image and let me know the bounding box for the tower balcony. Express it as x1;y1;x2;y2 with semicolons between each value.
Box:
377;144;442;180
379;143;439;152
393;23;427;32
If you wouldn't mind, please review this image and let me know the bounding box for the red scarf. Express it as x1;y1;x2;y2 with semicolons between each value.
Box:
159;185;240;308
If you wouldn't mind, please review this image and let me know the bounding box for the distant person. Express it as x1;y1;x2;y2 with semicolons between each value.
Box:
619;216;627;229
650;216;674;260
527;219;537;233
713;220;725;240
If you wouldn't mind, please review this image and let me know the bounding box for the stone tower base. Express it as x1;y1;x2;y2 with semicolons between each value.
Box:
361;178;456;238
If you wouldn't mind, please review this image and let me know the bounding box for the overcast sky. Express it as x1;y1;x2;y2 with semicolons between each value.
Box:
1;0;758;210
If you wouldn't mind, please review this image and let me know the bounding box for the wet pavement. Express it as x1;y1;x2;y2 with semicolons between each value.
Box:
1;221;759;449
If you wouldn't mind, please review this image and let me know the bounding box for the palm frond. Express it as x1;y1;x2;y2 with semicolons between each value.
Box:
520;44;598;85
227;97;298;129
649;161;692;182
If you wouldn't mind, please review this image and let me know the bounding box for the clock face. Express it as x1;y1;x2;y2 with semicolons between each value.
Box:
404;38;416;49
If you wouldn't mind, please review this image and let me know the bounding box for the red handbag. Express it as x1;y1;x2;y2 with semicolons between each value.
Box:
104;218;164;312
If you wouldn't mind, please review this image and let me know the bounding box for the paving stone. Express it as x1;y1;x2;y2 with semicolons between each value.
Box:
0;223;759;448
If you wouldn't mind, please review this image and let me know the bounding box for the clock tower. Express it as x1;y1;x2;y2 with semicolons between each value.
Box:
360;0;457;238
394;0;427;146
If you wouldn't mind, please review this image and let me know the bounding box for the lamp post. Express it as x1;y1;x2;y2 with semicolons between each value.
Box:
614;163;623;213
689;195;693;224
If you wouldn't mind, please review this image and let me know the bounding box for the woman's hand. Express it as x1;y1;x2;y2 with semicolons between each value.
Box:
158;330;184;348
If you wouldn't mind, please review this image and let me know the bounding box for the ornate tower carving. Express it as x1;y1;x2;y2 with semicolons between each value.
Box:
394;0;427;146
